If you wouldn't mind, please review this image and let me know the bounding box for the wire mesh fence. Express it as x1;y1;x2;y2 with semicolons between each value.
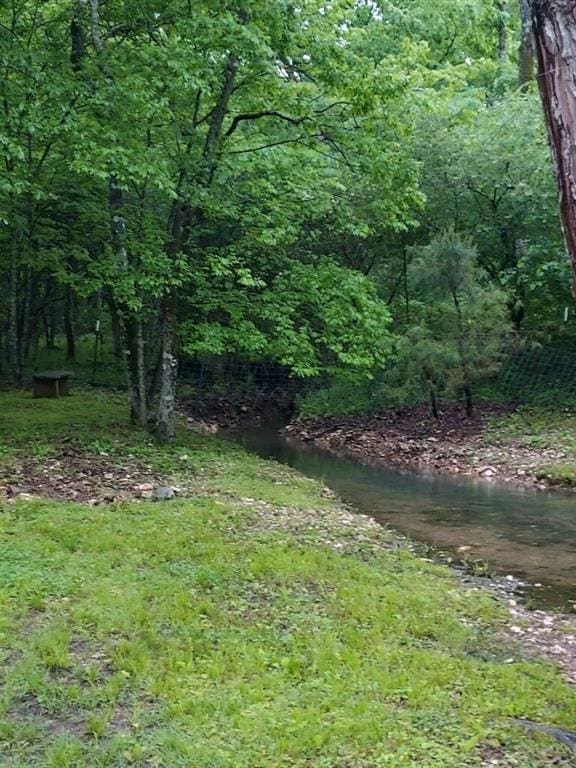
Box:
495;343;576;405
6;333;576;411
180;342;576;409
178;357;309;401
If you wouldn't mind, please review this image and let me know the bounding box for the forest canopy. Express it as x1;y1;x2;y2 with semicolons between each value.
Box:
0;0;571;436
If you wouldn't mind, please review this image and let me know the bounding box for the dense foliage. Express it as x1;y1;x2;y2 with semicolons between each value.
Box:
0;0;571;432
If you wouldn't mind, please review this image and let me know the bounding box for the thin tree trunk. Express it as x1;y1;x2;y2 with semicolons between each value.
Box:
136;320;147;426
532;0;576;291
108;178;148;426
403;245;410;323
7;240;21;385
110;307;123;357
108;297;147;426
23;274;39;359
17;266;33;374
156;296;177;443
463;385;474;419
45;306;56;348
425;373;439;420
64;285;76;362
496;1;508;62
75;1;148;425
452;290;474;417
519;0;534;88
42;278;57;350
147;343;162;406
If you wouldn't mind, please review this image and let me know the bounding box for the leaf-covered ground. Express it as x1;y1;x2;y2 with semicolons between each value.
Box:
0;391;575;767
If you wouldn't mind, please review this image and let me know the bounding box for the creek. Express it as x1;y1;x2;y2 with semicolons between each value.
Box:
234;429;576;610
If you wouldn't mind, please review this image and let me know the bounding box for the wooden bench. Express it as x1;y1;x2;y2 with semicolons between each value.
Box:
32;370;73;398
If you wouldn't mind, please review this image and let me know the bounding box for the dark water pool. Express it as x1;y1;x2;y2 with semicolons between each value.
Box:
233;430;576;610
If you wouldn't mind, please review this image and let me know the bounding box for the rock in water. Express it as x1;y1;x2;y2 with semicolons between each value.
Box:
152;486;176;501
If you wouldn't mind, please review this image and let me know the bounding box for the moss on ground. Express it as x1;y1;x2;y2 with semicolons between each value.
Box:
0;391;574;767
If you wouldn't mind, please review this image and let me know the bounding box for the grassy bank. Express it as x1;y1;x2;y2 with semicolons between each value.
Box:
484;407;576;487
0;391;575;767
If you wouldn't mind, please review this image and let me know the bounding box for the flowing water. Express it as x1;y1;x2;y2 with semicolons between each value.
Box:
234;429;576;610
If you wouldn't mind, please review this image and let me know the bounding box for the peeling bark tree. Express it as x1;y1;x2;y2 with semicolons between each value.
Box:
531;0;576;290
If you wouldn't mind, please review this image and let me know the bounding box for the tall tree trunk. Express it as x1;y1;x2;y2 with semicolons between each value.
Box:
156;296;177;443
155;201;188;442
153;55;239;441
403;245;410;324
108;178;148;426
531;0;576;291
45;305;56;348
452;291;474;417
519;0;534;88
108;297;148;427
42;278;57;350
135;320;147;427
123;317;147;427
74;0;148;425
7;240;21;386
463;385;474;419
425;371;439;420
496;1;508;62
17;266;33;374
22;273;39;360
110;306;123;357
147;344;163;407
201;56;239;183
64;285;76;362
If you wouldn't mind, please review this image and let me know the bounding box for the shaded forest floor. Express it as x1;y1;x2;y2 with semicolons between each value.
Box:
0;391;576;766
287;402;576;491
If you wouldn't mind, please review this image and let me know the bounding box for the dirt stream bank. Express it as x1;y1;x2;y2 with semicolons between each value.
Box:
285;402;574;490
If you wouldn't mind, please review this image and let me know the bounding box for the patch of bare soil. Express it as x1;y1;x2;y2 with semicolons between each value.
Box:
0;447;165;504
7;693;87;739
6;693;135;741
286;402;566;489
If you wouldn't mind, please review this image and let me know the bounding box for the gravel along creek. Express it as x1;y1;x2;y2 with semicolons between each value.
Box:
233;429;576;612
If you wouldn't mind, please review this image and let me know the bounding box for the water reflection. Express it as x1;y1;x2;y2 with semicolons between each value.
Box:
233;430;576;609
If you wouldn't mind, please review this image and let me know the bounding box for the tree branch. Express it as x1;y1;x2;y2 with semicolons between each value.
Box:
224;110;308;138
227;136;307;154
223;102;352;139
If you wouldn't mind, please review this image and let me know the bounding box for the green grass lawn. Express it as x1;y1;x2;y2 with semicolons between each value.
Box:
0;391;574;767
